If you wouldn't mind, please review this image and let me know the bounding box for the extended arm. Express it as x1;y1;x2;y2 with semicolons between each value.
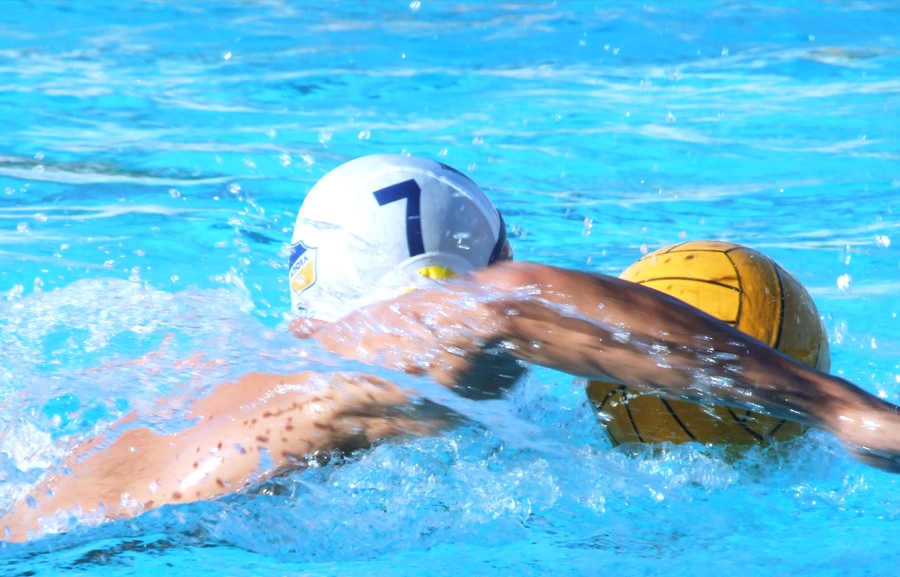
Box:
311;261;900;471
1;371;444;542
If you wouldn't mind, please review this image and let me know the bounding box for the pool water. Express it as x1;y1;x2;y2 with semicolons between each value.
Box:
2;1;899;575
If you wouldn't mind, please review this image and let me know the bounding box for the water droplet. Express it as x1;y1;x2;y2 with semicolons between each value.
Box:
242;158;257;169
611;329;630;344
229;183;242;194
279;153;291;167
409;1;421;11
223;52;232;60
34;213;47;222
640;244;648;255
32;164;44;173
318;132;332;146
582;217;593;237
358;130;371;140
578;39;586;47
875;235;890;248
103;260;115;267
171;275;180;283
472;136;483;145
169;188;181;198
5;285;23;301
34;151;44;160
808;34;815;41
16;222;29;233
438;148;448;157
666;112;676;123
721;47;729;57
837;274;852;292
499;340;518;350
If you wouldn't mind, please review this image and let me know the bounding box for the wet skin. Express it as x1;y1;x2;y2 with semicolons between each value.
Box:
311;262;900;470
4;261;900;541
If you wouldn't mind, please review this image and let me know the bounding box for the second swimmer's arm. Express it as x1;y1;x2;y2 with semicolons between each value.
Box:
313;261;900;471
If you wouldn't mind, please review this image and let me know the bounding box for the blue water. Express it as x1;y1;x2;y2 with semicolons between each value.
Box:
2;1;899;575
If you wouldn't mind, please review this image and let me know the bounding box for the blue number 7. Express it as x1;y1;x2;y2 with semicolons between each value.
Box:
373;179;425;257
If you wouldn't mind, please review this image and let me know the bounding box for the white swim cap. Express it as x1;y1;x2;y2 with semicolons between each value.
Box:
289;154;508;321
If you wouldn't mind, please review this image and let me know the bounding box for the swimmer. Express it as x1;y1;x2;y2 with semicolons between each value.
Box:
4;155;900;542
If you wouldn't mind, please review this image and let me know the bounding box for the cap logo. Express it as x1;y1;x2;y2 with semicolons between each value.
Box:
289;241;318;293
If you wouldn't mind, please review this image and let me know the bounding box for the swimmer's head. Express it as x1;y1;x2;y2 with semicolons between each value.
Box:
289;154;510;321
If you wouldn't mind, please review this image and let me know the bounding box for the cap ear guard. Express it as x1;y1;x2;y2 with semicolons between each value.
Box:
417;265;457;280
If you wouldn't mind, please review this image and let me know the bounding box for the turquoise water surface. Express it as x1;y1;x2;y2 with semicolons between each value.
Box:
2;1;900;575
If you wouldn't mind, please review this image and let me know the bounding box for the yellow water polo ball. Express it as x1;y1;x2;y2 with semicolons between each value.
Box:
587;240;830;446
